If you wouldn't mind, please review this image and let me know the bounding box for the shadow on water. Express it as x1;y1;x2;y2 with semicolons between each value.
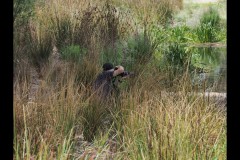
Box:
190;46;226;92
161;43;226;92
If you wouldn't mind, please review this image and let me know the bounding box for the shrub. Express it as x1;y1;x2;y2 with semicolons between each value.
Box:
100;44;124;66
200;7;221;29
163;43;189;68
26;23;53;70
13;0;35;24
195;7;221;42
60;45;87;62
195;23;219;42
169;25;192;43
81;101;114;142
161;43;191;87
73;1;122;50
126;32;157;68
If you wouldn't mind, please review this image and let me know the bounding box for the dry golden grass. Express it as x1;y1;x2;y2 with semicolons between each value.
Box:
14;58;226;159
14;0;225;159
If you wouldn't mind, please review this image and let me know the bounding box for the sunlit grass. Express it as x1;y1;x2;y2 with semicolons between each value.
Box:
14;0;226;159
14;59;226;159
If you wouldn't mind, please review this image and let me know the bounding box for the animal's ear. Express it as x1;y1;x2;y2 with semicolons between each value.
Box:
114;66;118;70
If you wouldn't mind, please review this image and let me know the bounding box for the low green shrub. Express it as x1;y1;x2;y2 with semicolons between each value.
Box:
195;7;221;42
100;43;124;66
125;32;158;72
195;23;219;42
60;45;87;62
163;43;189;68
169;25;192;43
200;7;221;29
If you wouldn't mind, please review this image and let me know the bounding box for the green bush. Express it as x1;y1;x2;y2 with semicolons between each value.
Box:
195;7;221;43
81;102;113;142
100;44;124;66
60;45;87;62
163;43;189;68
13;0;35;24
195;23;219;42
200;7;221;29
126;32;157;67
169;25;192;43
161;43;190;86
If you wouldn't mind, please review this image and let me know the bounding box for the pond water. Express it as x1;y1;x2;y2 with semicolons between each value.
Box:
159;43;226;92
190;46;226;92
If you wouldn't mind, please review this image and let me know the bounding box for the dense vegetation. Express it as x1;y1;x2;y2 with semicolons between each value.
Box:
14;0;226;159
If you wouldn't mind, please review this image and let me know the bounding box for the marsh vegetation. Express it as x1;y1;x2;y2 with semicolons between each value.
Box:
14;0;226;159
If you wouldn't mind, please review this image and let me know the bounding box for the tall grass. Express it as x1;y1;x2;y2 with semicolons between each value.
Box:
113;0;181;27
14;0;226;159
119;97;225;159
13;0;184;80
195;7;221;43
14;57;226;159
14;61;88;159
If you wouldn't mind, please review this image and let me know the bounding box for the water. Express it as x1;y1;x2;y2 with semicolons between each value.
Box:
190;46;226;92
